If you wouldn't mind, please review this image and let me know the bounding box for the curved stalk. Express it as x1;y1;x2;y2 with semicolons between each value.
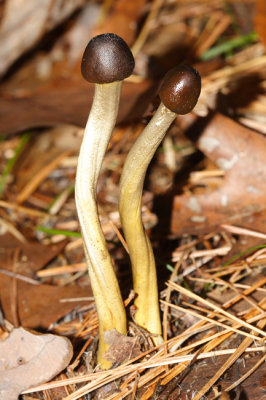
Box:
119;103;176;339
76;82;126;369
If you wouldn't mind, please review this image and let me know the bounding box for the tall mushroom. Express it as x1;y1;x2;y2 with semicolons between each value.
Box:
119;65;201;339
75;33;134;369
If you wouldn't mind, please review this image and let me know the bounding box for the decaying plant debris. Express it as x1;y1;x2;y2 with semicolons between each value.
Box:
0;1;265;399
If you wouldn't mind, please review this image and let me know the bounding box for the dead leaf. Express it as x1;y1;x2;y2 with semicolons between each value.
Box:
0;78;158;136
0;234;92;327
94;0;146;45
171;113;266;235
0;0;86;77
104;329;141;364
0;276;92;329
255;0;266;47
0;327;73;400
0;233;66;276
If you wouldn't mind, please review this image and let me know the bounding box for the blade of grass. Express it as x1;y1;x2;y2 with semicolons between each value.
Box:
222;245;266;267
200;31;258;61
36;226;81;238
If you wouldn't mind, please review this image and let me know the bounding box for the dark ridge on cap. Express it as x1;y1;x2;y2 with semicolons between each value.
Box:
159;65;201;114
81;33;135;84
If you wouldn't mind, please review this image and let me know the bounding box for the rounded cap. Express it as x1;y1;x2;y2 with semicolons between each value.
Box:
159;65;201;114
81;33;135;84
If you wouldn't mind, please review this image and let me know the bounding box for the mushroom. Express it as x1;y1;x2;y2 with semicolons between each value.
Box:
119;65;201;339
75;33;134;369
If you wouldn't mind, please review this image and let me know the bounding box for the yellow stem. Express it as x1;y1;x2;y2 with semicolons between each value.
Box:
119;103;176;339
75;82;127;369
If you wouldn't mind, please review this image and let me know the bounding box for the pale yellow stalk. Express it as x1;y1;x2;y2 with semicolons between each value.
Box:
119;103;176;339
75;82;126;369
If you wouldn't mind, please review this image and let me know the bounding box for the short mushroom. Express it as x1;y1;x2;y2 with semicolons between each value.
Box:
75;33;134;369
119;65;201;339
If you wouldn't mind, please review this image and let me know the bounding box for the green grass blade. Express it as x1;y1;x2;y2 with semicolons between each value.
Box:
222;244;266;267
36;225;82;238
200;31;258;61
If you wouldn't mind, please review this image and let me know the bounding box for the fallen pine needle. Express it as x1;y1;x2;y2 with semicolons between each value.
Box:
220;352;266;395
167;281;266;338
0;269;40;285
161;300;261;341
191;318;266;400
0;200;49;217
221;223;266;240
16;150;72;204
188;276;266;293
37;263;87;277
22;346;265;397
0;217;27;243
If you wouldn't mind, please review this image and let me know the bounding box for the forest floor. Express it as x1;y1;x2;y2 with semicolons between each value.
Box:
0;1;265;399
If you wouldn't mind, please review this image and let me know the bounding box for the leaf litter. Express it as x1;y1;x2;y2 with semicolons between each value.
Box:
0;1;265;399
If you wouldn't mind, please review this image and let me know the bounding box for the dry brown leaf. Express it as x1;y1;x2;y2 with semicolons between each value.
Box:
0;233;66;275
104;329;142;364
94;0;146;45
0;234;92;327
0;78;157;136
255;0;266;47
0;327;73;400
0;0;86;77
171;113;266;235
0;276;92;329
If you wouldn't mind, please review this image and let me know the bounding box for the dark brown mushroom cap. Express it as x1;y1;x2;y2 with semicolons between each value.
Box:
159;65;201;114
81;33;135;84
